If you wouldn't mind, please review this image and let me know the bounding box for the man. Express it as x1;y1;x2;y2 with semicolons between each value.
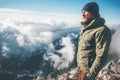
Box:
77;2;111;80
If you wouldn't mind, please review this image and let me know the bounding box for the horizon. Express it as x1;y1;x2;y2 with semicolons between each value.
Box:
0;0;120;26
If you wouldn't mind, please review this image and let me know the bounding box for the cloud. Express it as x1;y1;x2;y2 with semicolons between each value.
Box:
0;8;80;27
0;8;80;71
110;26;120;58
43;37;75;70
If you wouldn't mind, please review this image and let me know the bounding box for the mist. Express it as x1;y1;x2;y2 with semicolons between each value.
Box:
110;26;120;59
0;8;80;76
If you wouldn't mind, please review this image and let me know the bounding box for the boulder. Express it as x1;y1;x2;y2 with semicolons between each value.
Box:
96;59;120;80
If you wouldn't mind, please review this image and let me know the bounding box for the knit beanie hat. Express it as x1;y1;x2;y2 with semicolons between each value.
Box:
82;2;100;18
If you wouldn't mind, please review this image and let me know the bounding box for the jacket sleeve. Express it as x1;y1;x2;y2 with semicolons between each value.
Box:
88;28;111;78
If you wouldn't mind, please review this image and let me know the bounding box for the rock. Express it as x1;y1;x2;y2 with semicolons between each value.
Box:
57;67;79;80
0;59;119;80
57;59;120;80
96;59;120;80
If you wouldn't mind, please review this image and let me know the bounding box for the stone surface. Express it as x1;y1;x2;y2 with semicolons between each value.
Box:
96;59;120;80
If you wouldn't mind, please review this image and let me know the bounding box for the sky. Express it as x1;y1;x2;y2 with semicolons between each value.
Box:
0;0;120;26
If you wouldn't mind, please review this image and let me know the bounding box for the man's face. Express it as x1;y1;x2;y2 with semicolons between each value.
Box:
81;10;93;25
82;10;92;23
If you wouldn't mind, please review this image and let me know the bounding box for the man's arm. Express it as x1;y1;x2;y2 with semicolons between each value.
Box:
88;28;111;79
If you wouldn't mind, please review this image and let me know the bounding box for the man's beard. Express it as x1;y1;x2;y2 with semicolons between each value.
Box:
81;18;87;26
81;18;93;26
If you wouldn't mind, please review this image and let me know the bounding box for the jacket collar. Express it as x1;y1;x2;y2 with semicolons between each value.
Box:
83;17;105;30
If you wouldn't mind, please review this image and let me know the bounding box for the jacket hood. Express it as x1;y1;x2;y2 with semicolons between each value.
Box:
84;18;105;29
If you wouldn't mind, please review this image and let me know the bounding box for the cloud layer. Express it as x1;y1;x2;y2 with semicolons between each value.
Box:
0;8;80;74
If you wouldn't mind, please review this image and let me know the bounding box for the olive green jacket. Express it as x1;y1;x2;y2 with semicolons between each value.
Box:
77;18;111;79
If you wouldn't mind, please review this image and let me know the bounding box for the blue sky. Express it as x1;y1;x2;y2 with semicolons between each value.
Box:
0;0;120;26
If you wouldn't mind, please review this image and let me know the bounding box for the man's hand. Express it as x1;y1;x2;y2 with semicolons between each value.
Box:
77;72;87;80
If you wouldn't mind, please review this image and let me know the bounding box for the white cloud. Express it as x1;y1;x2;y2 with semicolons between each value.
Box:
43;37;75;70
110;27;120;58
0;8;80;27
0;8;79;70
